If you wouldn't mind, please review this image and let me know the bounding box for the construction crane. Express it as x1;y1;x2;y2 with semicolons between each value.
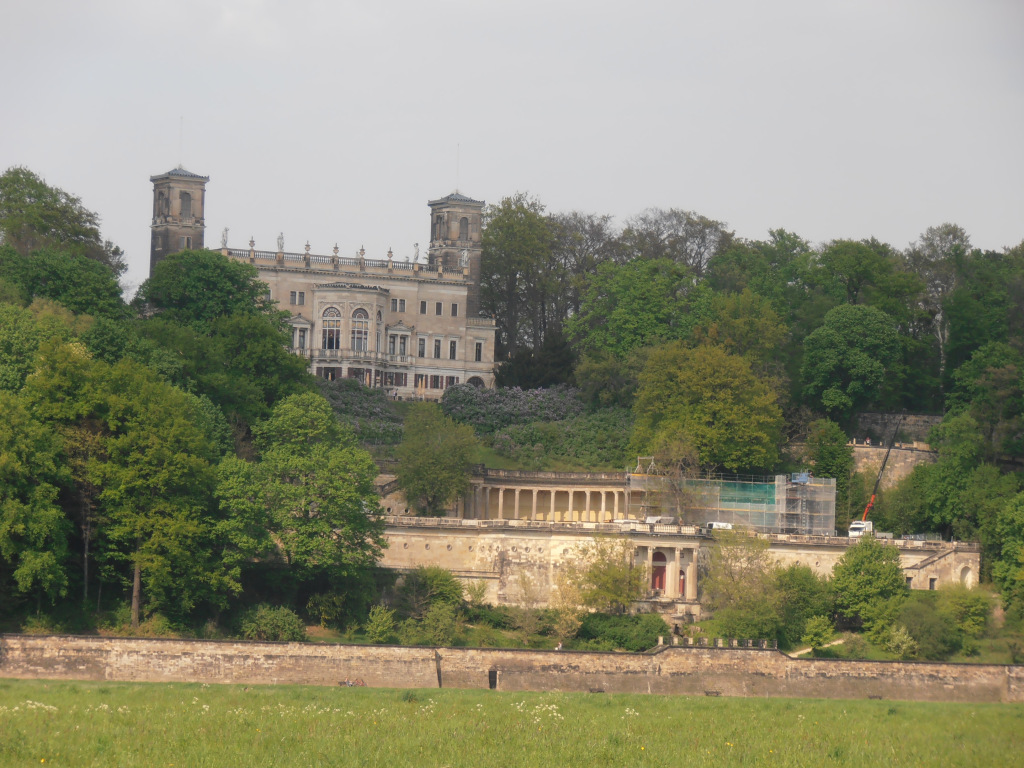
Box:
860;410;906;523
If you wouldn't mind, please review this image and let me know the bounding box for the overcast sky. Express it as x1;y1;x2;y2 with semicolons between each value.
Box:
3;0;1022;295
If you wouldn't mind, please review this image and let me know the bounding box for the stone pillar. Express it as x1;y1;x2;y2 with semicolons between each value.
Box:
646;546;654;593
497;487;504;520
585;490;592;522
550;490;556;522
531;489;538;521
566;489;574;522
600;491;608;522
672;548;682;599
514;488;521;521
685;548;698;600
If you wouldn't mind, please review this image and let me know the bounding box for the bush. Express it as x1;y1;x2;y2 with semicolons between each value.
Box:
364;605;397;644
441;384;584;434
397;567;464;619
306;593;348;629
801;615;835;650
239;605;307;642
492;408;633;470
576;613;670;652
420;602;459;646
464;603;518;630
318;377;404;445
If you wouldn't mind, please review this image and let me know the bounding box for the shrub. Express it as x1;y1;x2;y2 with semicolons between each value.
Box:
420;602;459;646
576;613;670;652
441;384;584;434
364;605;397;644
464;603;518;630
239;605;307;642
492;408;633;469
306;593;348;629
801;615;835;650
397;567;464;619
318;377;404;445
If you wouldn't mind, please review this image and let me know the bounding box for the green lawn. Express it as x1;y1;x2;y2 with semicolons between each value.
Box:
1;679;1020;767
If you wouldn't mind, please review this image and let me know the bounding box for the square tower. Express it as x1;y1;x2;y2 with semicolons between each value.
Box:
427;192;485;317
150;167;209;276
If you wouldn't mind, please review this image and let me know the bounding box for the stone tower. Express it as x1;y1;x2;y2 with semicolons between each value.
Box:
427;192;485;316
149;167;209;276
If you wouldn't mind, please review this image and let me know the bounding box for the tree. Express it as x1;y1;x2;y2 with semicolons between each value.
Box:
0;246;125;319
480;194;554;356
806;419;854;526
817;239;895;305
701;529;781;639
0;167;125;274
137;249;280;328
395;403;478;515
801;304;901;421
0;391;70;605
801;615;835;651
570;537;647;615
830;536;907;628
566;258;703;358
548;211;621;320
620;208;734;278
631;343;782;472
218;392;385;592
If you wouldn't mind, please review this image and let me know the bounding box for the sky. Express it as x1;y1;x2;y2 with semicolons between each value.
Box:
3;0;1023;296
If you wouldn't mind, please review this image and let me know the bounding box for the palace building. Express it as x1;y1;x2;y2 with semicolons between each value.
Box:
149;169;497;396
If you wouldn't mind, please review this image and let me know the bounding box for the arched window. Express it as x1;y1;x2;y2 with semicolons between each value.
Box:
180;191;192;218
459;217;469;240
351;308;369;352
376;310;382;351
322;307;341;350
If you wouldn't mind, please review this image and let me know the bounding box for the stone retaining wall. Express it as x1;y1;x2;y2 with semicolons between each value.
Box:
2;635;1019;703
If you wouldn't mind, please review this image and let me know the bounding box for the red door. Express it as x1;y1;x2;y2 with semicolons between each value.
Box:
651;551;666;591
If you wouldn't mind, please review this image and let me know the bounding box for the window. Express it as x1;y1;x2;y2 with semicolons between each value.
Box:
435;302;443;316
390;298;406;312
180;191;192;218
446;376;459;388
929;578;937;591
399;336;407;356
459;217;469;240
449;341;457;359
297;329;307;349
451;303;458;317
418;338;425;358
415;373;426;388
322;307;341;350
906;577;913;588
420;300;427;314
386;372;407;387
179;236;192;250
430;375;442;389
475;342;482;362
389;335;397;355
351;309;369;352
434;339;441;358
289;291;305;306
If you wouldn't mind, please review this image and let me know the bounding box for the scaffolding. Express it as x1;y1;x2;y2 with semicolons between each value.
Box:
628;465;836;536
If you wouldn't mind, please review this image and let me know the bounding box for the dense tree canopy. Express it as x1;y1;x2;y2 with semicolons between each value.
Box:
395;403;478;515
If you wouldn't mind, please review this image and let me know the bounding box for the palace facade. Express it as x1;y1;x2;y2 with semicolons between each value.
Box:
149;169;497;396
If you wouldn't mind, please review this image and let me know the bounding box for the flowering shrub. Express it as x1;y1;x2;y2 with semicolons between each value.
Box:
440;384;584;434
492;408;633;469
318;378;404;445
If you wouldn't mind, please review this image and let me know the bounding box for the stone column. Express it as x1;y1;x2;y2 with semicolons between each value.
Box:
685;548;698;600
600;491;607;522
646;546;654;594
671;548;682;599
613;490;619;518
514;488;521;521
549;490;556;522
566;489;574;522
585;490;592;522
497;487;504;520
531;489;538;521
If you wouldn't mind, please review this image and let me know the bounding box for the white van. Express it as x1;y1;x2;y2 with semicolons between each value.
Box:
705;521;733;533
848;520;874;538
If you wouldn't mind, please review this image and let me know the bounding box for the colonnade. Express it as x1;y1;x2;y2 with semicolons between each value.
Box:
636;544;698;601
466;485;631;523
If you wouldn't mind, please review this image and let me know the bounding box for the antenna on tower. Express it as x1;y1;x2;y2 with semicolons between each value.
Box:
178;116;184;169
456;143;460;193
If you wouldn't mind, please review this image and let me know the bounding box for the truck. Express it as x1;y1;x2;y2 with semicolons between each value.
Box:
848;520;873;538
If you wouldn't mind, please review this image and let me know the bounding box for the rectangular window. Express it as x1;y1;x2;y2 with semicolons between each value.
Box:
420;300;427;314
298;291;304;305
451;303;458;317
415;373;426;388
434;339;441;358
430;375;442;389
290;291;297;305
400;299;406;312
179;236;192;250
445;376;458;388
475;342;482;362
389;335;397;355
297;329;307;349
435;302;443;316
391;298;398;312
449;341;457;359
399;336;407;356
386;372;408;387
418;338;426;358
392;298;405;312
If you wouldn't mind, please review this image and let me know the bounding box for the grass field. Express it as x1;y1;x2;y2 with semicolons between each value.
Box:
1;679;1021;767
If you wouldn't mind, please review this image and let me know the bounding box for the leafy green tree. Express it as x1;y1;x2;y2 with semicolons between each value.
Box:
619;208;734;278
494;328;576;389
0;247;125;319
137;249;280;328
480;194;554;356
217;392;384;593
801;304;901;421
0;167;125;274
364;604;397;644
948;342;1024;459
0;391;71;605
0;303;48;392
993;491;1024;611
566;258;705;358
692;289;788;373
801;615;835;651
631;343;782;472
702;529;783;639
395;403;478;515
397;566;465;619
775;564;833;649
806;419;854;525
575;537;647;615
830;536;907;628
239;605;307;642
817;239;895;305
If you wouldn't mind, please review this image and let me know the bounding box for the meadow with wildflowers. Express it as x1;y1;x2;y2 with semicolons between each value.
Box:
0;679;1021;767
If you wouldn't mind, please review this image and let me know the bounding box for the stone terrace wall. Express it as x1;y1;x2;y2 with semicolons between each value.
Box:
2;635;1020;704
